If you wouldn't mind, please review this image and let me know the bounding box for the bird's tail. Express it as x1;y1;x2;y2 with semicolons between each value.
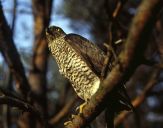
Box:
105;85;134;128
108;85;134;113
118;85;134;111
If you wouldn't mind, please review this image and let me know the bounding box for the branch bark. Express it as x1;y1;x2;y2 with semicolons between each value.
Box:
29;0;52;112
64;0;163;127
24;1;53;127
0;87;24;101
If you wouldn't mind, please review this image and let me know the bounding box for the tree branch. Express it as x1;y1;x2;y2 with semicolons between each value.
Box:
64;0;163;127
0;95;42;119
29;0;53;115
0;2;30;98
49;97;77;126
0;87;24;101
0;86;43;120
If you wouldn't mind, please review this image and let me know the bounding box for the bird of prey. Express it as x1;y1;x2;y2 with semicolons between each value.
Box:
46;26;133;114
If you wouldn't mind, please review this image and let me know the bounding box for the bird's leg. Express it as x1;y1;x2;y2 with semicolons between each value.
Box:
76;102;87;114
75;102;92;128
65;102;88;126
65;101;88;125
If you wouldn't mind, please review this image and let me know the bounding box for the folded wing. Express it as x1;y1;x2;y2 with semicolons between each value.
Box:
65;34;106;77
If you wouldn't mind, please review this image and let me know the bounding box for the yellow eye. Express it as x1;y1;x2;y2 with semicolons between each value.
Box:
57;28;60;31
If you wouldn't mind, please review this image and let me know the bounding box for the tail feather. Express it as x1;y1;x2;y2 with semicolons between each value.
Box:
107;85;134;113
118;85;134;111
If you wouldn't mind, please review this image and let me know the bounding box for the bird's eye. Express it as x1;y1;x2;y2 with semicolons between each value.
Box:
57;29;60;32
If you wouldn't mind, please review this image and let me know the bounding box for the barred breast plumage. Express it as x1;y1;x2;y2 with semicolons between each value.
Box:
48;36;100;101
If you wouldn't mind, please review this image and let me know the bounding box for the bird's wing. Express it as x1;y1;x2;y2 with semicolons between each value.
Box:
65;34;106;77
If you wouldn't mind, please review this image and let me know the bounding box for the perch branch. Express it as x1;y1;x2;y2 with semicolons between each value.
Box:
64;0;163;127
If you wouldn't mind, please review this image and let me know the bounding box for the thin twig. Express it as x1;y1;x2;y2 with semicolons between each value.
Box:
112;1;122;19
11;0;17;34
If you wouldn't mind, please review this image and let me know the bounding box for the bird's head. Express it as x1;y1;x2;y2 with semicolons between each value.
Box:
46;26;66;43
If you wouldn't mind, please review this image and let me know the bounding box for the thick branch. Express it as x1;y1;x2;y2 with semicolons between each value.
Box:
64;0;163;127
29;0;53;115
0;3;30;98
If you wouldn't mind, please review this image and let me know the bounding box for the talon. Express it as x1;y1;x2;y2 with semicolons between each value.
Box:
64;121;73;126
71;114;76;118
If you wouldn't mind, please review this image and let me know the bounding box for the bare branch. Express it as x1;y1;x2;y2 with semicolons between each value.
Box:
0;95;41;119
49;97;77;126
0;87;24;101
64;0;163;127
